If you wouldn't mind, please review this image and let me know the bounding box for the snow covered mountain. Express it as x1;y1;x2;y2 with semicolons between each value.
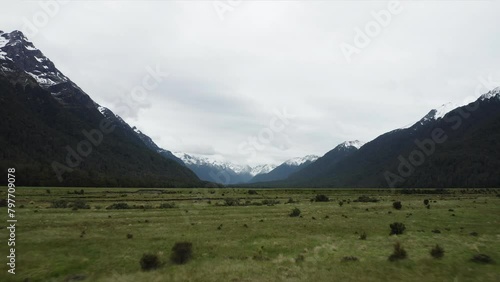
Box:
173;152;276;184
337;140;365;150
0;30;201;187
0;30;93;106
250;155;320;183
264;88;500;188
479;86;500;101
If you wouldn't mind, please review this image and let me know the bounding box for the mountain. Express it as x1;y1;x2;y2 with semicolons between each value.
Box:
249;155;319;183
281;89;500;188
285;141;364;183
131;126;185;166
0;30;203;187
173;152;276;184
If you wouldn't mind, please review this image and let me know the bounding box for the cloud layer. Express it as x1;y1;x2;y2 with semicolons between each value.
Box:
2;1;500;165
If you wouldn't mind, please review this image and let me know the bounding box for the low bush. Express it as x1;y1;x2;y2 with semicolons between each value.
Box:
171;242;193;264
470;254;493;264
354;196;379;203
71;200;90;209
262;199;280;206
140;253;161;271
106;203;130;210
430;244;444;259
289;208;301;217
389;222;406;235
359;232;367;240
393;201;402;210
314;194;329;202
159;203;176;209
50;200;68;208
341;256;359;262
248;190;258;195
388;242;407;261
224;198;240;206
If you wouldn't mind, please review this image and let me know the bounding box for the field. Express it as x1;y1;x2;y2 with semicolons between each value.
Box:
1;187;499;282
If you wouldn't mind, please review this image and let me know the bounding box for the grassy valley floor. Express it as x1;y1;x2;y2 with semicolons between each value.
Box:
0;187;499;282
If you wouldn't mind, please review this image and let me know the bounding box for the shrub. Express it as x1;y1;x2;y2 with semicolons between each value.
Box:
262;199;280;206
359;232;367;240
423;199;429;205
341;256;359;262
353;196;379;203
430;244;444;259
338;201;344;207
389;222;406;235
0;199;7;207
289;208;301;217
159;203;176;209
72;200;90;209
140;253;161;271
392;201;402;210
46;189;51;194
388;242;407;261
295;254;305;263
314;194;329;202
470;254;493;264
171;242;193;264
50;200;68;208
127;233;133;239
286;198;296;204
106;203;130;210
224;198;240;206
248;190;258;195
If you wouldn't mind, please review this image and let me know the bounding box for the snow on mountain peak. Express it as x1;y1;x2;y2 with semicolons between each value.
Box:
433;102;460;119
0;30;69;89
479;86;500;101
132;126;142;135
285;155;319;166
339;140;365;149
250;164;277;176
172;152;276;176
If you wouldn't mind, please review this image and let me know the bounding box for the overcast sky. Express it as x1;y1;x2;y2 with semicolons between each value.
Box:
2;1;500;166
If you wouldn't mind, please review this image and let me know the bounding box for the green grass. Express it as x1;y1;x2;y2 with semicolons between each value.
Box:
1;187;499;281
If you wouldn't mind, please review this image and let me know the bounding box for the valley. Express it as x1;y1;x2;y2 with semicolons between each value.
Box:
0;187;498;281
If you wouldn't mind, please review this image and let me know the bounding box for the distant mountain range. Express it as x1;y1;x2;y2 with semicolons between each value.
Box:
172;152;276;184
249;155;320;183
1;30;499;188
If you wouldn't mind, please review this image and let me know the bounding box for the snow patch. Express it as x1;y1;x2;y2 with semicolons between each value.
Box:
25;44;37;51
339;140;365;149
285;155;319;166
433;102;460;119
26;71;58;86
97;106;108;116
479;86;500;101
0;34;8;49
172;152;276;176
